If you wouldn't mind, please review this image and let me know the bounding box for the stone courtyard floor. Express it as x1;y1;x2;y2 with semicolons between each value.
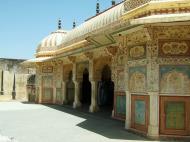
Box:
0;102;182;142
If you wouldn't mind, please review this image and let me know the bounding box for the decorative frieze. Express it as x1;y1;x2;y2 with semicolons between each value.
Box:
42;66;53;73
128;59;147;67
159;40;190;57
126;30;148;46
129;45;146;60
153;26;190;39
157;58;190;65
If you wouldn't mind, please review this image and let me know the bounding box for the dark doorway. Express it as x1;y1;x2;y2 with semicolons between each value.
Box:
98;65;114;112
81;68;91;105
66;71;75;105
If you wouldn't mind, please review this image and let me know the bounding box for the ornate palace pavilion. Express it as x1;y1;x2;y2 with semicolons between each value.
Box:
24;0;190;139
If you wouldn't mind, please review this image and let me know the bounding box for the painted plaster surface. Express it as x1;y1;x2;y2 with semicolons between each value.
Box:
160;65;190;94
116;95;126;116
135;100;146;125
129;66;146;93
165;102;185;129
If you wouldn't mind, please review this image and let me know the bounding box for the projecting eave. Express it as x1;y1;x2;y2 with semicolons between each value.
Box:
130;13;190;25
21;57;53;67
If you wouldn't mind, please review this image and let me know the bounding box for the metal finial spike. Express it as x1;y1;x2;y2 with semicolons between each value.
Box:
58;19;62;29
73;20;76;29
112;0;116;6
96;0;100;15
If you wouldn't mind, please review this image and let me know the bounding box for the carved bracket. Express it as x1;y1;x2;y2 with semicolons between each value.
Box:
106;46;118;57
84;52;93;60
144;26;153;41
68;56;76;63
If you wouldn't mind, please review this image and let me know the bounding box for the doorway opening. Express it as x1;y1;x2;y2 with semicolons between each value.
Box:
66;71;75;105
97;65;114;115
81;68;91;106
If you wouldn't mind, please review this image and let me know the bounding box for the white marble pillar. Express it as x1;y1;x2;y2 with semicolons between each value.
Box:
73;80;81;108
89;80;99;112
125;91;131;129
148;92;159;138
62;81;67;104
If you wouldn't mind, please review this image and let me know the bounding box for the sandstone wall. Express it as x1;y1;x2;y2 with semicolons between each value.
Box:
0;58;35;101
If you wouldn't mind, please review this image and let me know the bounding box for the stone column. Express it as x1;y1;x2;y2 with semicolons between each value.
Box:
72;62;81;108
148;92;159;138
38;75;42;104
73;80;81;108
12;73;16;100
53;76;56;104
146;39;159;138
88;58;99;112
0;70;4;95
89;80;99;112
62;80;67;104
125;91;131;129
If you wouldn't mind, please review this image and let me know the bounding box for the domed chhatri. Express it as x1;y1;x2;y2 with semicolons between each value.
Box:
36;19;68;53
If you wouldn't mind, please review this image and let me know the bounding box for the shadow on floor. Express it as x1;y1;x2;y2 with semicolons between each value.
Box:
43;104;153;141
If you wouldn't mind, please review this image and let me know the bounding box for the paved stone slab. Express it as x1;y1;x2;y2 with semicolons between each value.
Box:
0;102;159;142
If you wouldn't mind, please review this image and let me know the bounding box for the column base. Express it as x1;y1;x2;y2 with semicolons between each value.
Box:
73;101;81;108
111;109;115;117
125;119;131;130
89;104;99;113
12;91;16;100
62;99;68;105
148;125;159;138
0;91;4;95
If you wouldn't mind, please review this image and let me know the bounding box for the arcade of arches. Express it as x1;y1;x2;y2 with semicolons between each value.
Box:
26;0;190;139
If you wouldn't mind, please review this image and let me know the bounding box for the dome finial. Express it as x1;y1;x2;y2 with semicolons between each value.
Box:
58;18;62;29
111;0;116;6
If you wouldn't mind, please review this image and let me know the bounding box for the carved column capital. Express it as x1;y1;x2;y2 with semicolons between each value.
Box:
106;46;118;57
68;56;76;64
84;52;93;60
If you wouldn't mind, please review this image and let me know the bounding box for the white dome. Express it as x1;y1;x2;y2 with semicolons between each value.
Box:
36;29;67;53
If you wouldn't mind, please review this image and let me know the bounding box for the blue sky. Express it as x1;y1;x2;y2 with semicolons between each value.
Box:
0;0;122;59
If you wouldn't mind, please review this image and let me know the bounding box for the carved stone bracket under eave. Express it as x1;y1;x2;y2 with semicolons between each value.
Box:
106;46;118;57
83;52;93;60
68;56;76;64
35;62;42;70
144;25;153;41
